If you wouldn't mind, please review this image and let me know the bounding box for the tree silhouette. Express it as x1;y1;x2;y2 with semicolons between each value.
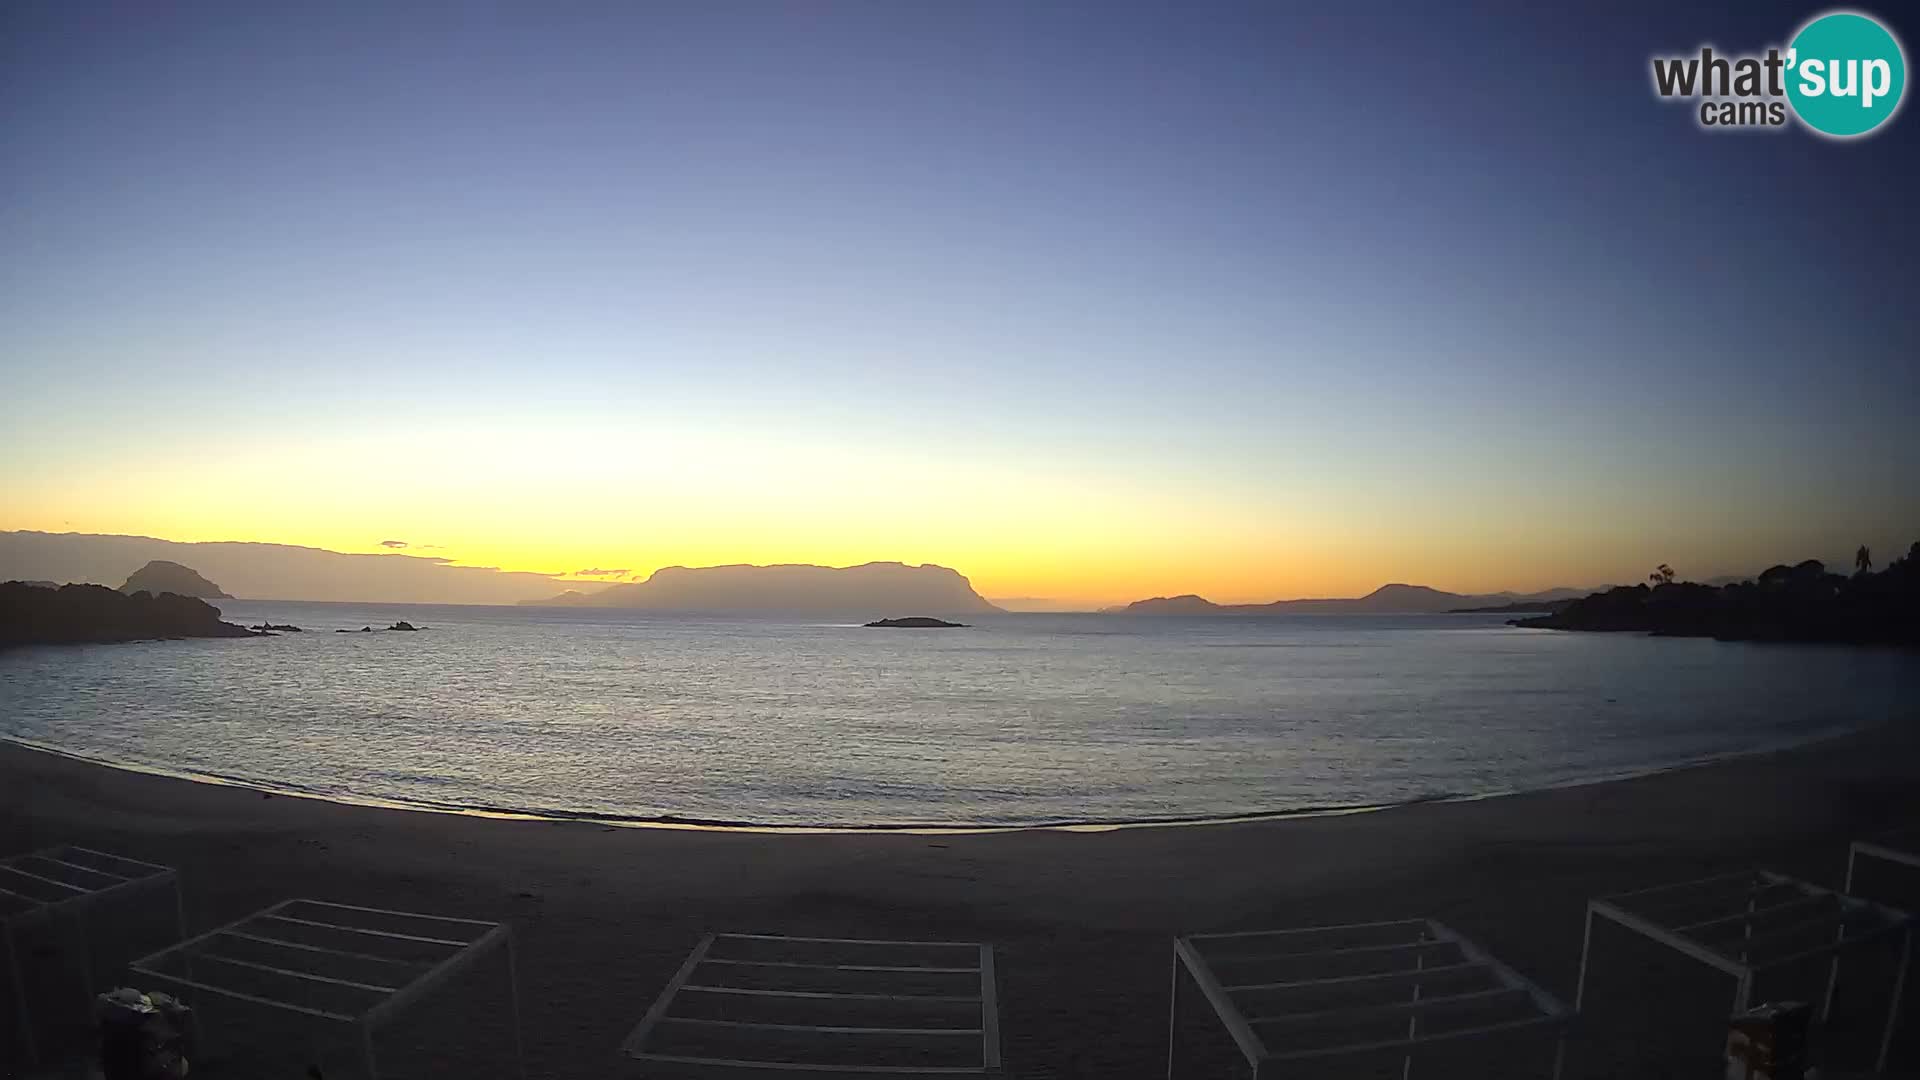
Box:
1648;564;1676;586
1856;545;1873;574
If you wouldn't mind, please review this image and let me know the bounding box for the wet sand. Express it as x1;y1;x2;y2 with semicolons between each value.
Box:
4;723;1919;1078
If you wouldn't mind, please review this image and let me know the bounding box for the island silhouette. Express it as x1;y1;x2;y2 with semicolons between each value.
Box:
528;562;1001;616
121;559;231;599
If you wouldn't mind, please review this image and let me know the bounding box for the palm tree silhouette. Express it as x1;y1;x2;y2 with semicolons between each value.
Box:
1648;564;1675;586
1856;545;1872;574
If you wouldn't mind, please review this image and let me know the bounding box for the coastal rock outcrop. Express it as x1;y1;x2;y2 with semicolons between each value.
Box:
1;581;257;647
1513;544;1920;645
865;617;967;628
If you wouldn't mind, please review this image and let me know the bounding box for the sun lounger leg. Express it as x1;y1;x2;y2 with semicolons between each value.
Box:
1825;845;1861;1022
1878;928;1912;1074
73;905;97;1010
1573;904;1595;1013
1165;947;1178;1080
361;1021;379;1080
507;931;527;1080
1822;934;1844;1021
5;924;36;1066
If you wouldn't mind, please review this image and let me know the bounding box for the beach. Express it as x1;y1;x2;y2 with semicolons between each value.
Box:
5;725;1919;1078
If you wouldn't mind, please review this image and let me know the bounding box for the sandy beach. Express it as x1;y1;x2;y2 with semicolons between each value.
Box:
5;725;1919;1078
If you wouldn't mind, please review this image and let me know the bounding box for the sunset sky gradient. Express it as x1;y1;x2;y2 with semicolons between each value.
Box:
4;2;1916;606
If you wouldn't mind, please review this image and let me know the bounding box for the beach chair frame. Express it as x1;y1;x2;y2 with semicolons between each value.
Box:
1167;918;1570;1079
129;898;524;1079
622;932;1002;1076
0;844;183;1065
1845;838;1920;896
1574;868;1913;1072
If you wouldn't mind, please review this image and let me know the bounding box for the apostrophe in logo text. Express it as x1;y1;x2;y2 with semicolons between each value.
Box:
1650;9;1907;138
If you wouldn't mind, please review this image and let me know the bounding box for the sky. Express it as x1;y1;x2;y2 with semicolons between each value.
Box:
3;1;1917;607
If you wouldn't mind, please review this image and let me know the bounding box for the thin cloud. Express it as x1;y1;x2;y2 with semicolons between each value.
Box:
379;539;409;549
575;567;630;577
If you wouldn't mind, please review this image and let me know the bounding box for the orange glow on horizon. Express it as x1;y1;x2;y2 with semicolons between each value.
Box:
0;504;1824;609
3;417;1899;607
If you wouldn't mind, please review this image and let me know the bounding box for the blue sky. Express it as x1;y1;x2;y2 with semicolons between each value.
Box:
3;1;1916;602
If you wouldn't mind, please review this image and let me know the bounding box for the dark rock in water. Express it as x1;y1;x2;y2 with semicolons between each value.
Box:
249;623;303;632
388;621;420;631
865;617;967;628
1;581;258;647
119;560;232;600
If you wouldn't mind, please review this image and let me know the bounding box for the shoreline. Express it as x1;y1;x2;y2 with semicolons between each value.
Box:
6;723;1920;1077
0;720;1873;834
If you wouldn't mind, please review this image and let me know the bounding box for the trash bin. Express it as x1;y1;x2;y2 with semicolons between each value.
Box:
97;987;192;1080
1725;1000;1810;1080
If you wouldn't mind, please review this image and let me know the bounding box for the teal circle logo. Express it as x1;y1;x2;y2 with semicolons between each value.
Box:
1786;11;1907;137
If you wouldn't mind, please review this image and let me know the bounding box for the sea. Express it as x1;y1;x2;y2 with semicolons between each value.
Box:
2;601;1916;829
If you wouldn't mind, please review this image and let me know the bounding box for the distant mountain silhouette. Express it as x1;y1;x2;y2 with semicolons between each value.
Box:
533;562;1002;615
986;596;1078;613
1111;583;1591;615
1;531;568;604
121;560;230;599
1491;587;1595;603
2;581;257;647
1448;598;1576;614
520;589;597;606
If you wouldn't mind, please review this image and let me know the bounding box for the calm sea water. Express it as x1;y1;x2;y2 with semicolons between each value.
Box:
2;601;1916;827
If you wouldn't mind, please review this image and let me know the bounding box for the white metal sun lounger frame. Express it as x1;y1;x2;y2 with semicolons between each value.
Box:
1167;917;1570;1079
622;932;1002;1076
1574;868;1913;1073
1845;838;1920;896
129;897;524;1080
1;844;183;1065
